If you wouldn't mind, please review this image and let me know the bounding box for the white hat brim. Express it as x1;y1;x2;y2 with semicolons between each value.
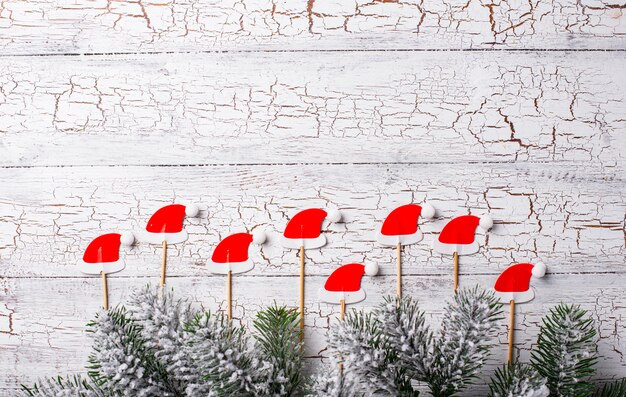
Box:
493;288;535;304
431;239;479;256
376;230;424;247
281;234;326;250
77;260;125;275
136;229;188;245
207;259;254;275
318;288;366;305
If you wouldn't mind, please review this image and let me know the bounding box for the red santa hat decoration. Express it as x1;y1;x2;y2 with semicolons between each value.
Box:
208;230;267;320
493;262;547;363
137;204;200;286
281;207;342;340
319;262;379;320
432;214;493;292
78;232;135;309
378;202;435;297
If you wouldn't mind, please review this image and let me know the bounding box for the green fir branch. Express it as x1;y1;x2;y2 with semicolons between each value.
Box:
373;296;433;382
87;306;176;396
184;311;271;396
254;305;304;396
20;375;113;397
530;304;597;397
487;363;548;397
427;286;503;397
592;379;626;397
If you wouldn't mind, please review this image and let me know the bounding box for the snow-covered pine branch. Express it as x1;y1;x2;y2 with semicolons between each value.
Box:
20;376;110;397
253;305;304;396
127;286;193;394
181;311;273;397
488;363;549;397
326;310;409;396
424;286;502;397
373;296;433;381
87;307;174;396
530;304;598;397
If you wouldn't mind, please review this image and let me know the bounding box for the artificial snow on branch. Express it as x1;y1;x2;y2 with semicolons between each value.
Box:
321;286;502;397
21;285;304;397
487;363;549;397
19;287;625;397
530;304;598;397
21;376;110;397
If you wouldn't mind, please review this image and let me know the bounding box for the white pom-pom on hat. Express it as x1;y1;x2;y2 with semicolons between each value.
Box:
532;261;547;278
120;231;135;246
185;204;200;217
252;229;267;245
364;262;379;276
421;202;436;219
326;208;342;223
479;215;494;231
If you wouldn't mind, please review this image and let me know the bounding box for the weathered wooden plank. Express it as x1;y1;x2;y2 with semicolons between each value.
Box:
1;0;626;54
0;163;623;278
1;51;624;167
2;273;624;394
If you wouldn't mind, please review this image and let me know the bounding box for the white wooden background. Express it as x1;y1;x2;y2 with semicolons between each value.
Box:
1;0;625;395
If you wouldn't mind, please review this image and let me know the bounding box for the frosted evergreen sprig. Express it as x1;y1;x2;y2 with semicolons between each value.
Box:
592;379;626;397
425;286;503;397
20;376;112;397
307;364;362;397
327;310;411;396
87;307;175;397
254;305;304;396
183;311;273;396
373;296;433;380
127;286;193;394
323;287;501;397
530;304;597;397
488;363;549;397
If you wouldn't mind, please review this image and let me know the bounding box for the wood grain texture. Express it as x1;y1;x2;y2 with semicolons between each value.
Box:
1;51;624;167
0;163;623;278
1;0;626;54
1;0;625;394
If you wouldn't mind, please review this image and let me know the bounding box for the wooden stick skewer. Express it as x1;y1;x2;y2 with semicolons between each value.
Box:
339;297;346;376
101;271;109;310
227;270;233;321
396;242;402;298
340;298;346;321
160;240;167;287
508;300;515;363
299;245;305;342
453;251;459;293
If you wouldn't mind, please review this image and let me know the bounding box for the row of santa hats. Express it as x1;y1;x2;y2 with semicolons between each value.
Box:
79;202;546;306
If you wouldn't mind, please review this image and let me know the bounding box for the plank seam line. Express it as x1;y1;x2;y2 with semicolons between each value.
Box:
2;160;622;169
0;48;625;59
4;271;623;280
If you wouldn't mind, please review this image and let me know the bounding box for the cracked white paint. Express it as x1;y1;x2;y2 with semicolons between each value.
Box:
0;163;624;393
0;0;625;395
0;0;626;53
0;52;624;167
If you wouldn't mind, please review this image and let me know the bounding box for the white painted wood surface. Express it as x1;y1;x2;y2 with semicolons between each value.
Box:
0;1;625;395
1;0;626;53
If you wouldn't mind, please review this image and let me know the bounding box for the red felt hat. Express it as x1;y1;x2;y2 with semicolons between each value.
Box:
319;263;378;305
377;202;435;246
281;208;340;249
493;262;546;303
78;232;134;275
137;203;200;244
208;232;264;274
431;214;493;255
